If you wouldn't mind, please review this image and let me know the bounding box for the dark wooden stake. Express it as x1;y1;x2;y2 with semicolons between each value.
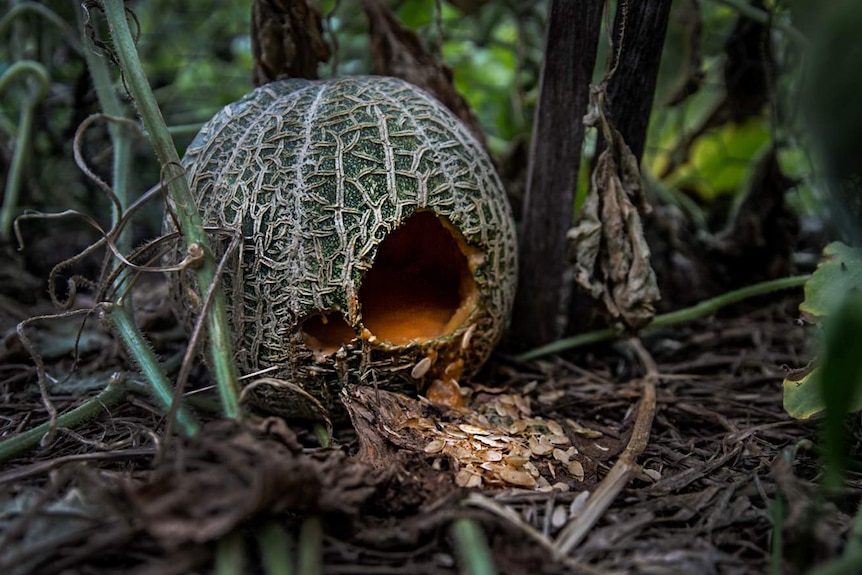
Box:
604;0;673;163
510;0;604;349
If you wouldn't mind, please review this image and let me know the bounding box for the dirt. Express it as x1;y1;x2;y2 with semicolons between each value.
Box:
0;256;847;574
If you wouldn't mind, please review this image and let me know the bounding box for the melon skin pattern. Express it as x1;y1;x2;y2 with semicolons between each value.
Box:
165;75;517;419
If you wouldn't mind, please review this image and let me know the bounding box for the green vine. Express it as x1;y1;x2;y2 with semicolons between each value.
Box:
106;303;200;436
0;60;49;239
101;0;241;419
518;275;811;361
0;376;128;464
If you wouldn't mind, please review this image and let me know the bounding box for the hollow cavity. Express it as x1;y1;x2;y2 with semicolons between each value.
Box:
300;312;355;356
360;211;478;345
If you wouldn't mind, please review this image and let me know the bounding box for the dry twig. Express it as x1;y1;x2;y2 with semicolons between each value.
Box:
554;337;658;554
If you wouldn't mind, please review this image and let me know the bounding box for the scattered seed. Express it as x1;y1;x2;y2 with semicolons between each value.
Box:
551;505;568;529
552;482;570;492
523;380;538;394
418;418;436;430
513;394;531;415
547;420;564;435
566;418;603;439
461;324;476;351
548;461;556;479
410;356;433;379
482;450;504;462
500;469;536;488
424;439;445;454
453;445;474;460
476;435;506;448
459;423;490;435
455;469;474;487
529;437;554;456
548;434;571;446
509;420;527;434
538;390;566;404
643;468;662;482
397;417;421;430
569;491;589;517
568;460;585;481
506;455;529;467
553;448;569;463
524;461;540;477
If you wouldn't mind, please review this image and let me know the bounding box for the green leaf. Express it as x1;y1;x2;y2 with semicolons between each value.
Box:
783;242;862;420
783;368;826;420
800;242;862;321
670;118;771;200
397;0;435;28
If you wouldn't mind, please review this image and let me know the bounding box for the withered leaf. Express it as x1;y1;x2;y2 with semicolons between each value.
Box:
126;419;378;549
569;127;660;329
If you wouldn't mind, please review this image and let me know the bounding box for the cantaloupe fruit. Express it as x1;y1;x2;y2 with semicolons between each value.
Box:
165;76;517;419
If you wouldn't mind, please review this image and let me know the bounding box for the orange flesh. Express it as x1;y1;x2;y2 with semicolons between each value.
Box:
426;378;466;409
359;211;477;345
299;211;478;355
300;312;355;356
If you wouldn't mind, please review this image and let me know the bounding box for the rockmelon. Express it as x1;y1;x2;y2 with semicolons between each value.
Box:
165;75;517;419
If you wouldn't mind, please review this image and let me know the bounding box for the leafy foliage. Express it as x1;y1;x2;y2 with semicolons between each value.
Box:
783;243;862;419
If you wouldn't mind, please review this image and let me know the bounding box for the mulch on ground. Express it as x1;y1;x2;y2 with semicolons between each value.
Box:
0;277;847;574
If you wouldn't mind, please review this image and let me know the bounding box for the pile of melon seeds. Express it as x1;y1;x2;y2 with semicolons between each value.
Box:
418;390;603;490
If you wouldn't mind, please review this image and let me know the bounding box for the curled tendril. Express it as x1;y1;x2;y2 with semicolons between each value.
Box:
15;308;100;447
73;113;142;220
81;1;142;98
164;228;241;441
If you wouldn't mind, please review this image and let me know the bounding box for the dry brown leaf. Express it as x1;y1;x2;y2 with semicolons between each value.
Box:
569;124;660;329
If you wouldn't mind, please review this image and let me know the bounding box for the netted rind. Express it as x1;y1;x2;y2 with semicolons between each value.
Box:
165;75;517;418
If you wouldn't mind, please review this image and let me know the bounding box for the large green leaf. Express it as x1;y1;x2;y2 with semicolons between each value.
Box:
799;242;862;321
783;243;862;419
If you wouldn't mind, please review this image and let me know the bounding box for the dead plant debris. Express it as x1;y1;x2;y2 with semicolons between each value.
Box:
0;285;840;574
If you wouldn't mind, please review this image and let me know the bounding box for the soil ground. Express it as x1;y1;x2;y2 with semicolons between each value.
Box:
0;264;846;575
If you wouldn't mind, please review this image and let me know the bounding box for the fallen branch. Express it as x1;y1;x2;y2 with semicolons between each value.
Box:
553;338;658;555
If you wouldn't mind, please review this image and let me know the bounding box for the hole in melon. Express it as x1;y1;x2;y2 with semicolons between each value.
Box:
360;211;478;345
300;312;355;356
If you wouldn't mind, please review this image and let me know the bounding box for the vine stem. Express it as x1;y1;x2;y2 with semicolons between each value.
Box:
0;60;49;238
107;303;200;436
0;2;82;53
452;518;497;575
257;521;294;575
215;530;246;575
101;0;240;419
0;377;127;464
79;10;135;258
517;274;811;361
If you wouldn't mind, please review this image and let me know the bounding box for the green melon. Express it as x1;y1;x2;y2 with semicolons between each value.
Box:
165;75;517;419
